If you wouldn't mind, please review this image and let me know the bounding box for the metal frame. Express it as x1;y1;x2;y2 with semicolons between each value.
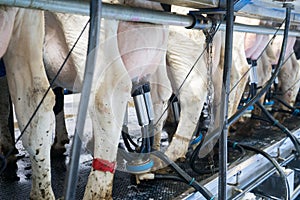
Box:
63;1;102;199
218;0;234;198
182;129;300;200
0;0;299;199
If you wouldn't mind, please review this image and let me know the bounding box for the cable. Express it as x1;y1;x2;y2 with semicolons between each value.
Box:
154;174;186;183
189;139;246;174
236;142;290;200
256;102;300;155
152;151;214;200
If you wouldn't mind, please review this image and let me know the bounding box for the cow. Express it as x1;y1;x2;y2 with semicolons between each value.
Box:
0;6;56;199
0;1;169;199
152;9;250;167
43;0;171;199
271;36;300;122
229;18;299;135
231;32;274;134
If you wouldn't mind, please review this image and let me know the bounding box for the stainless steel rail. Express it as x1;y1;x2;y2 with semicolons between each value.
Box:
0;0;300;36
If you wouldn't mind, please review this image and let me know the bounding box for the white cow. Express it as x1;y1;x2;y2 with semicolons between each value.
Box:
153;8;250;164
271;36;300;121
0;6;56;199
230;19;299;134
43;0;171;199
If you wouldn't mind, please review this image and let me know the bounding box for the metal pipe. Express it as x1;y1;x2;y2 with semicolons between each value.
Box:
0;0;197;27
230;23;300;37
218;0;234;199
231;154;295;200
1;0;300;36
292;184;300;200
63;0;102;199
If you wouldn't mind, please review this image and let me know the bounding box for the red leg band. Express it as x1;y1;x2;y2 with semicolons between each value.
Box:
92;158;116;174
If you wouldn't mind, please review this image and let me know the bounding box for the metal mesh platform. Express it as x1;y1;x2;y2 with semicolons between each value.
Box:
0;101;300;199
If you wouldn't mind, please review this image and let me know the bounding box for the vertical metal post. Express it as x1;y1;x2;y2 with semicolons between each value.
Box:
64;0;102;199
218;0;234;199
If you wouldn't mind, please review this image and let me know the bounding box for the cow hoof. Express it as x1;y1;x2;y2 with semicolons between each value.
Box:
0;155;19;181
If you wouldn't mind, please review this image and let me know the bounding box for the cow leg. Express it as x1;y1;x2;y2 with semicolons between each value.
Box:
83;63;131;200
4;9;55;199
275;54;300;121
0;76;15;156
164;27;207;162
51;87;69;157
164;81;207;162
0;75;18;178
83;18;132;199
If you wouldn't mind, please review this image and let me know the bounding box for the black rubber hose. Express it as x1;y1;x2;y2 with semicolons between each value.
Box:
256;102;300;156
189;140;246;174
272;96;300;115
121;131;135;152
154;174;186;183
228;4;292;127
250;114;273;123
236;142;290;200
271;108;294;115
152;151;214;200
273;96;295;111
190;131;207;174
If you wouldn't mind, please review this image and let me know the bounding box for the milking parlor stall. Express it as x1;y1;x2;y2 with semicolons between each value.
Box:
0;0;300;199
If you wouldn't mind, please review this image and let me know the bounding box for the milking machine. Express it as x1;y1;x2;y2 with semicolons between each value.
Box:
1;0;299;199
263;61;300;116
227;4;300;199
121;81;154;174
236;58;259;117
170;94;181;124
117;78;216;199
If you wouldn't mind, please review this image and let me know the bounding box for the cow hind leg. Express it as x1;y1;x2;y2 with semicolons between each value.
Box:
83;57;132;200
164;85;207;162
51;87;69;157
0;76;18;179
4;9;55;199
84;79;131;199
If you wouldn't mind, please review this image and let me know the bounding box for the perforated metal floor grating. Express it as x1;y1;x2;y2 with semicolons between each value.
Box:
0;116;299;199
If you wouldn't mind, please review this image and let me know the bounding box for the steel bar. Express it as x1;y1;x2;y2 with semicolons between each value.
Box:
218;0;234;199
231;23;300;37
182;130;300;200
231;154;295;200
63;0;102;199
292;184;300;200
0;0;197;27
1;0;300;36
